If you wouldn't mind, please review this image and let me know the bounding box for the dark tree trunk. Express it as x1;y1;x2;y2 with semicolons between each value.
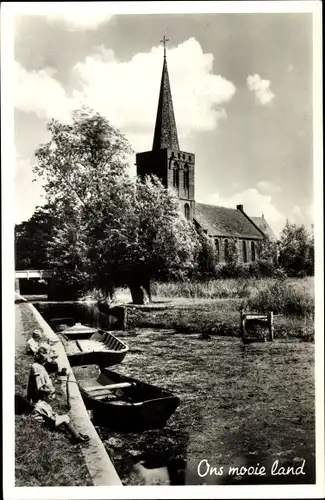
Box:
142;279;152;303
129;284;145;305
103;283;114;301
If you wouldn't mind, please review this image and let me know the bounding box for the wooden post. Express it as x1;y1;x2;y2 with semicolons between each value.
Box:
15;278;20;294
268;311;274;341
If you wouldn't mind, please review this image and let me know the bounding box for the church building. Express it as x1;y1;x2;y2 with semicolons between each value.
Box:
136;39;276;264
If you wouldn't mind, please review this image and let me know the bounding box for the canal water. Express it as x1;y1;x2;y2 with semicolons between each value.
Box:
34;301;315;486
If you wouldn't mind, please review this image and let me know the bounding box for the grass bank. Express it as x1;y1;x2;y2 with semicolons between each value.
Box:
126;278;314;340
151;277;314;316
15;303;92;487
126;300;314;341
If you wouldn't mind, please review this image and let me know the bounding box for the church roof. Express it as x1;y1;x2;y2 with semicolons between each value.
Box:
194;203;264;239
251;216;277;241
152;57;180;151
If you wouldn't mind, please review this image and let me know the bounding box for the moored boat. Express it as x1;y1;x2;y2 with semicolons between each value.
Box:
59;327;129;367
60;322;98;339
73;365;180;431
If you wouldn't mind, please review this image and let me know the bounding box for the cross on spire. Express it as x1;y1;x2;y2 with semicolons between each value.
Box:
160;35;169;58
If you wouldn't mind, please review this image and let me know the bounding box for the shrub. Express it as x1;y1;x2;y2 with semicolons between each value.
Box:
272;267;288;280
249;260;277;278
78;287;113;303
194;230;218;278
279;221;314;276
243;279;314;317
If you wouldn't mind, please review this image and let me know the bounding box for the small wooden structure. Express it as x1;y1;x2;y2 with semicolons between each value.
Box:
240;311;274;344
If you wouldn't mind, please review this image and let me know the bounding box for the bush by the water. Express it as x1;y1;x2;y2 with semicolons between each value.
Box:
243;278;314;317
151;277;314;318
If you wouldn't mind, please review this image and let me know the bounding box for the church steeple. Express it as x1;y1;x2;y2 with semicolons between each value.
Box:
136;35;195;221
152;37;179;151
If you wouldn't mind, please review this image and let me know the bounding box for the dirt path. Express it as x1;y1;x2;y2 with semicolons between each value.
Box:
15;304;26;348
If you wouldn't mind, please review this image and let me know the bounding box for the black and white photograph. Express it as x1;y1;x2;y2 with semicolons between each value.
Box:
2;1;323;498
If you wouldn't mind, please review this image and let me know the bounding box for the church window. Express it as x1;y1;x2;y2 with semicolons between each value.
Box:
189;156;192;161
183;165;189;190
173;166;179;189
184;203;190;220
178;153;181;159
182;154;186;159
224;239;229;262
214;238;220;262
242;240;248;263
251;241;256;262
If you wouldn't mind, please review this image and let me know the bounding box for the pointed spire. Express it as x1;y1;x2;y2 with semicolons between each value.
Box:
152;37;179;151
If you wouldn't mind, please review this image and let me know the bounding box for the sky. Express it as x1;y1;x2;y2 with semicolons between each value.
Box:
13;7;315;236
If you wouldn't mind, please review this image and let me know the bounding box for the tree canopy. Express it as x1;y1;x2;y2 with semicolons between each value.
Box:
278;220;314;276
15;204;56;270
33;107;199;302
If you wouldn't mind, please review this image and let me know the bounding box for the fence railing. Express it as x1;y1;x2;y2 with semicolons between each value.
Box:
15;270;54;280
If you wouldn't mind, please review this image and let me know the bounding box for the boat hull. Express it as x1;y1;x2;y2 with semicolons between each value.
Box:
82;392;179;431
61;329;129;367
75;367;180;432
68;350;128;367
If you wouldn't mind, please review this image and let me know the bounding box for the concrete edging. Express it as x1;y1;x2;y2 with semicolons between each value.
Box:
27;302;122;486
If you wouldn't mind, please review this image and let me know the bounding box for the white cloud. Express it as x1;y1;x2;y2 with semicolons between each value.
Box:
292;203;314;224
47;11;113;30
256;181;281;195
204;187;285;237
14;61;74;123
292;205;303;219
15;152;45;223
72;38;236;150
247;74;275;105
14;38;236;152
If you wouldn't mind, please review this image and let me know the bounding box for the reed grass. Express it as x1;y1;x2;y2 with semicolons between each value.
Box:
151;277;314;317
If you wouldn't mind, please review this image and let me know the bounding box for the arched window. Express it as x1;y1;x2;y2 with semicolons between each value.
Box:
251;241;256;262
224;239;229;262
183;164;189;190
242;240;248;263
184;203;190;220
173;165;179;189
214;238;220;263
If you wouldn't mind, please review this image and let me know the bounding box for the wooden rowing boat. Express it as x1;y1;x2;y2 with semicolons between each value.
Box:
60;328;129;367
73;365;180;431
59;322;98;339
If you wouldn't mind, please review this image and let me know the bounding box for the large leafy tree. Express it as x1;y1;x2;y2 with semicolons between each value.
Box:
34;107;199;303
278;220;314;276
15;204;56;270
